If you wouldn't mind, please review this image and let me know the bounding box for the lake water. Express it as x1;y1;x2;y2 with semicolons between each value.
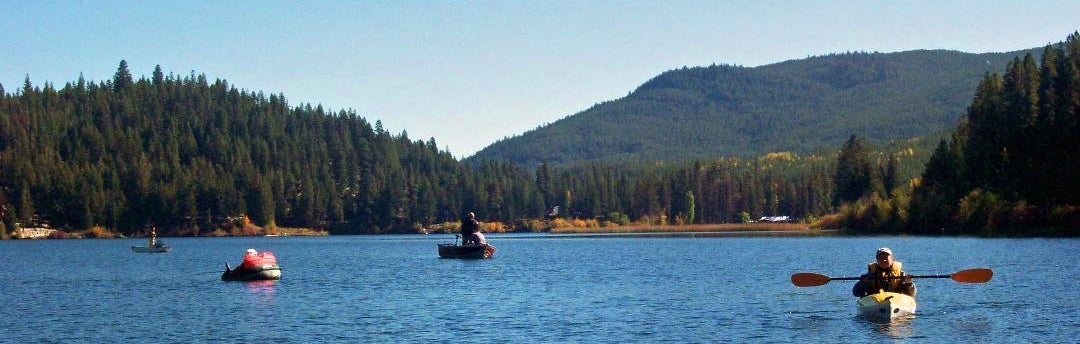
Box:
0;234;1075;343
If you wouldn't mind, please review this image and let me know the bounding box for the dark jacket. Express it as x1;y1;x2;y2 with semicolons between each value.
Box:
460;217;479;244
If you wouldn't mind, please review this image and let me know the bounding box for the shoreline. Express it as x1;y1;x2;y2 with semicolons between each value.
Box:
535;230;838;238
548;222;813;234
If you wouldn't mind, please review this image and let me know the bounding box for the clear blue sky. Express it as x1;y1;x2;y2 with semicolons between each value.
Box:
2;1;1076;158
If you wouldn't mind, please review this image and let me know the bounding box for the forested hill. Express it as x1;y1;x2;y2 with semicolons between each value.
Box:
468;48;1039;166
0;62;504;234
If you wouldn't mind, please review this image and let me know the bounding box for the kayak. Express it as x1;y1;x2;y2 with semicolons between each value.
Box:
857;291;916;320
437;243;496;259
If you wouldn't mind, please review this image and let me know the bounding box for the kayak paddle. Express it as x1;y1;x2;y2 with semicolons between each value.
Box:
790;268;993;287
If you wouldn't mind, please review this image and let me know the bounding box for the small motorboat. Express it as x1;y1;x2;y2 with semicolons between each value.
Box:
438;243;496;259
131;244;170;253
131;227;170;253
222;251;281;281
857;291;916;320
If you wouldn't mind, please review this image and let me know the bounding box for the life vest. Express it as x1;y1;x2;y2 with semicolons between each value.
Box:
866;261;905;292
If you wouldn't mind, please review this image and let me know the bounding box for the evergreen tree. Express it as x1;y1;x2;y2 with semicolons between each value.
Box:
883;154;899;193
910;140;963;231
963;73;1006;192
113;60;133;93
152;65;164;86
684;190;695;224
833;135;875;206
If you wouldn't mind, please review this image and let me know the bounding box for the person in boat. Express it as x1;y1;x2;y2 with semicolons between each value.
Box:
149;226;166;248
149;226;159;247
852;247;917;297
460;212;480;245
471;228;487;245
238;248;260;269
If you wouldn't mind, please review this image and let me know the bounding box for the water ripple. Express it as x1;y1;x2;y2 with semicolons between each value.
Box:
0;236;1075;342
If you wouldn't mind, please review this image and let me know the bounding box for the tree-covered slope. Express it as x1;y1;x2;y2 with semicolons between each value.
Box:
0;62;516;234
468;48;1037;166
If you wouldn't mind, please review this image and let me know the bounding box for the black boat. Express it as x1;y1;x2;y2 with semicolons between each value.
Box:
437;243;496;259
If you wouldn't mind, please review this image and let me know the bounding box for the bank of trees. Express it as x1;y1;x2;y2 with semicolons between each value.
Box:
908;33;1080;235
826;33;1080;235
2;32;1076;237
0;61;921;236
0;61;479;234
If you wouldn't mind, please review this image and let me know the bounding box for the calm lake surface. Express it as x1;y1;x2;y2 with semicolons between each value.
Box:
1;234;1076;343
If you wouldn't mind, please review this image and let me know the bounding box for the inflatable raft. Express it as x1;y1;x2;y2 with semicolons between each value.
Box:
222;251;281;281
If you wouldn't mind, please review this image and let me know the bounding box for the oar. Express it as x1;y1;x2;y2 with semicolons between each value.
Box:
791;268;993;287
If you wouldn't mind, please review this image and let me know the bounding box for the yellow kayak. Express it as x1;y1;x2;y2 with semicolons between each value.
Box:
857;291;916;320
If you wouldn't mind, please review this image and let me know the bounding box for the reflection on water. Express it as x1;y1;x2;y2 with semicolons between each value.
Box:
244;280;277;293
243;280;277;305
870;315;914;339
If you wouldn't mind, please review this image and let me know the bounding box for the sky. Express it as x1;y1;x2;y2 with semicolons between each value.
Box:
2;1;1077;158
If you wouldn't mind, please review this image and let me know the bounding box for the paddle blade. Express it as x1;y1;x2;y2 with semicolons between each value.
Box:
791;273;832;287
951;268;993;283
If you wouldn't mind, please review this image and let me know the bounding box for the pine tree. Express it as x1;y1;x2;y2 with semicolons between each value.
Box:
684;190;695;224
910;140;963;231
113;60;133;93
833;135;875;206
883;154;899;193
963;73;1006;192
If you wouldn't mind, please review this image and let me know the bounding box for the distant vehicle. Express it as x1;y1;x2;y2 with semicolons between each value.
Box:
758;216;792;223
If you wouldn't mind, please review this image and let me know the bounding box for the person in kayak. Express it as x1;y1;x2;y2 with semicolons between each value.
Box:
460;212;480;245
852;247;917;297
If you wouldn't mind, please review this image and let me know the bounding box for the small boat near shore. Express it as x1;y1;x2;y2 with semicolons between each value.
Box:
856;291;916;320
131;245;170;253
438;243;496;259
131;227;170;253
222;251;281;281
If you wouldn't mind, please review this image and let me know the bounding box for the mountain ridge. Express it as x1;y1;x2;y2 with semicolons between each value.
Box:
467;48;1040;166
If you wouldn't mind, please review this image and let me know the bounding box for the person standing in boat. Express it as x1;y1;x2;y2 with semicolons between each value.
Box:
460;212;480;245
150;226;165;248
852;247;917;297
149;226;158;247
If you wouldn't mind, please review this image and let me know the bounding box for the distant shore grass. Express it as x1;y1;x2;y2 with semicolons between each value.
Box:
549;222;814;234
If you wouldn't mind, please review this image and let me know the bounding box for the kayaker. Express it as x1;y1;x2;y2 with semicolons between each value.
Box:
852;247;917;297
460;212;480;245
